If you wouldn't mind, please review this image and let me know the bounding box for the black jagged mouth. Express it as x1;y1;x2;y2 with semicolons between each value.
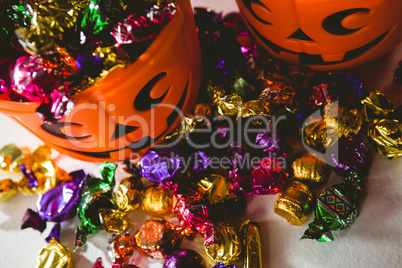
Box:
49;79;189;159
243;16;391;66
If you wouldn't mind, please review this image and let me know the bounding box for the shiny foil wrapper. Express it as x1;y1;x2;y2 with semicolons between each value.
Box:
230;71;254;100
134;218;184;259
216;94;243;117
0;144;27;173
204;223;242;265
114;176;143;212
163;249;206;268
197;174;235;204
140;147;184;183
35;238;72;268
361;90;393;123
75;162;117;249
369;119;402;159
16;0;82;55
241;100;266;117
292;153;328;187
303;120;339;152
101;209;133;234
174;193;210;233
302;174;362;242
0;178;18;201
107;233;136;264
330;137;371;176
274;181;314;226
323;103;363;138
141;186;177;218
240;220;262;268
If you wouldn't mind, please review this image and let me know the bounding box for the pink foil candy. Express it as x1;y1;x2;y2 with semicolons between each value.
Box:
12;55;60;102
36;86;74;123
174;193;211;233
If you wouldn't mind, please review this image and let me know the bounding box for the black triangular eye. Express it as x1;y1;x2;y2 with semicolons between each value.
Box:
288;28;315;41
110;123;139;141
323;8;370;35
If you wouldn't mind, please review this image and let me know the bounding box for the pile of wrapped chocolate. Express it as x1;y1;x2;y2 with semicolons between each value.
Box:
1;2;402;268
0;0;176;123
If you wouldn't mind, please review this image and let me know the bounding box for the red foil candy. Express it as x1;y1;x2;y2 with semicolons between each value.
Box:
229;156;289;195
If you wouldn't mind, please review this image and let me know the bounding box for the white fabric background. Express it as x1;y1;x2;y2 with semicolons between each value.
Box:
1;0;401;267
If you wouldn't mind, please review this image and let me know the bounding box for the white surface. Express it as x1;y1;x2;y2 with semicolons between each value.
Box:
1;1;402;267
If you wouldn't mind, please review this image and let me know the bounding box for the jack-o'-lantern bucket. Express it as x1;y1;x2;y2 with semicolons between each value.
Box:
0;0;201;162
236;0;402;70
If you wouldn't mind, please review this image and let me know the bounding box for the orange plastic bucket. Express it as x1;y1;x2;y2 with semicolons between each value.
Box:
236;0;402;70
0;0;202;162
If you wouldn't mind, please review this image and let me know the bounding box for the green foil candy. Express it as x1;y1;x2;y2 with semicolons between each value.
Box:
81;0;124;35
301;173;362;242
74;162;118;250
1;0;32;35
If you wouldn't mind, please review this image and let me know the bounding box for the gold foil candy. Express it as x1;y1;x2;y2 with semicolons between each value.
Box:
17;0;81;54
101;209;133;234
362;90;393;122
241;100;267;117
141;186;177;218
216;94;243;117
92;46;129;80
17;175;37;195
114;176;142;212
206;82;225;104
31;145;70;194
0;179;18;201
369;119;402;159
303;120;339;151
274;181;314;226
0;144;27;173
198;174;233;204
35;238;72;268
204;223;242;265
240;220;262;268
324;103;363;138
292;153;328;187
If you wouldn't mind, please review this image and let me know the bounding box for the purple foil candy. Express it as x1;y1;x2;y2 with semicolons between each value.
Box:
330;137;371;176
36;172;85;222
45;223;61;242
213;264;236;268
163;249;206;268
253;131;282;153
191;151;211;172
227;142;248;169
140;147;184;183
20;165;38;188
36;86;74;123
21;209;46;232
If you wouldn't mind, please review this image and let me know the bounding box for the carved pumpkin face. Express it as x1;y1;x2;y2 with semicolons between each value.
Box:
0;0;201;162
237;0;402;70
